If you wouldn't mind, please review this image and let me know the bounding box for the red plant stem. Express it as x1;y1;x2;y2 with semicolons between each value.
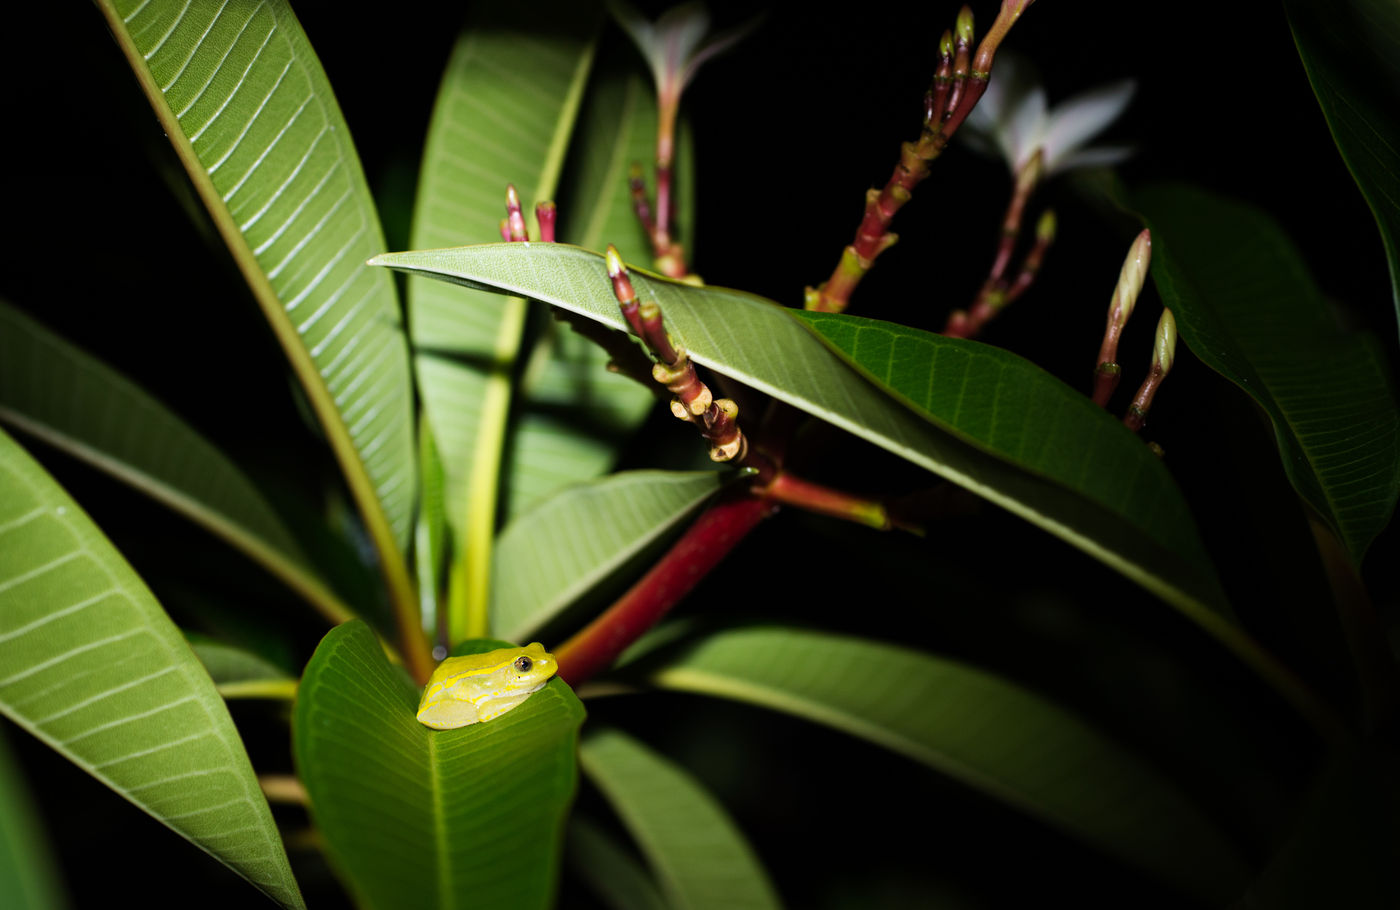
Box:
556;494;776;686
629;162;655;235
1123;366;1163;432
756;471;890;529
1091;364;1122;408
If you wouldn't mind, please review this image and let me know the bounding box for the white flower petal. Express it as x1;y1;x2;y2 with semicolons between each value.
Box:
1050;144;1135;174
1041;80;1136;173
1004;85;1048;171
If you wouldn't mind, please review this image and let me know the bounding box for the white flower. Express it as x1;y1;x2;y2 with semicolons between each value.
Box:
609;2;752;110
962;53;1136;176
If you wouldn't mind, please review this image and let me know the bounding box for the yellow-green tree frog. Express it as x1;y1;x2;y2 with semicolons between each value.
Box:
415;643;557;730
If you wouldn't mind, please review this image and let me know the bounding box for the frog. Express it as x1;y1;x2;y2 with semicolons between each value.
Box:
415;642;558;730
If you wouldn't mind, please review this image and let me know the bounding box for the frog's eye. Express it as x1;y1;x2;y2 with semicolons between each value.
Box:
514;656;533;672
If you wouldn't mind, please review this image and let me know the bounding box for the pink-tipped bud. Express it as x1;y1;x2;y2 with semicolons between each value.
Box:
606;245;636;302
536;201;557;243
504;184;528;241
606;245;645;336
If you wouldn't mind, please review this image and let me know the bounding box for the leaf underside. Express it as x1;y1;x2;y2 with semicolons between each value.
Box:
1135;183;1400;566
632;625;1248;904
102;0;417;555
370;243;1230;623
579;726;783;910
0;428;303;908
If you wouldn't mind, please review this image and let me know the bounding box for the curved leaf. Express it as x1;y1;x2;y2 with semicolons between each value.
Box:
98;0;416;582
0;429;303;908
1135;184;1400;566
492;470;725;641
0;726;67;910
369;244;1228;613
405;0;600;639
1286;0;1400;343
632;625;1248;904
568;817;669;910
579;727;782;910
293;621;585;909
0;301;351;625
790;308;1209;570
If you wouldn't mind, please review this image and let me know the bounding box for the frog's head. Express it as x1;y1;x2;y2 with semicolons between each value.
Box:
499;642;557;691
416;642;558;729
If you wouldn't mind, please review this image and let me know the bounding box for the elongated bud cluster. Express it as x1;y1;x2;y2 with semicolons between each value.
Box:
604;245;748;462
808;0;1035;315
1124;307;1177;433
1092;229;1151;407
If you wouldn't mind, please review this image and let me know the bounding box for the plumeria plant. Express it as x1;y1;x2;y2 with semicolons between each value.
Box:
2;0;1398;908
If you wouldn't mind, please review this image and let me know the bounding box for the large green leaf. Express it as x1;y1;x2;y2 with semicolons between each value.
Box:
1286;0;1400;342
406;0;600;638
0;726;67;910
98;0;416;574
293;621;585;909
0;429;303;908
369;245;1228;610
492;470;725;641
630;626;1249;903
567;817;669;910
579;727;782;910
1135;184;1400;567
0;301;351;625
790;308;1208;569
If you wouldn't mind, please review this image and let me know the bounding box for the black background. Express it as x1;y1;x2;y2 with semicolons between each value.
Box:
2;1;1397;907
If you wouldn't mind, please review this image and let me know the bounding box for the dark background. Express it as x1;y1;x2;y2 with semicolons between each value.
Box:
2;0;1396;907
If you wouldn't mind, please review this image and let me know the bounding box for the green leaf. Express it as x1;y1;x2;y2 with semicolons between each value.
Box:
188;635;292;685
790;308;1210;570
1135;184;1400;566
293;621;585;909
415;414;448;634
492;470;726;641
1286;0;1400;342
369;244;1228;613
0;301;352;625
579;727;782;910
98;0;417;576
634;625;1249;904
0;726;67;910
405;0;600;640
0;428;303;908
187;635;296;701
567;817;670;910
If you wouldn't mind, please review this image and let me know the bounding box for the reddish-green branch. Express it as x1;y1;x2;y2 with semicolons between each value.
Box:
556;493;776;685
806;1;1034;314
